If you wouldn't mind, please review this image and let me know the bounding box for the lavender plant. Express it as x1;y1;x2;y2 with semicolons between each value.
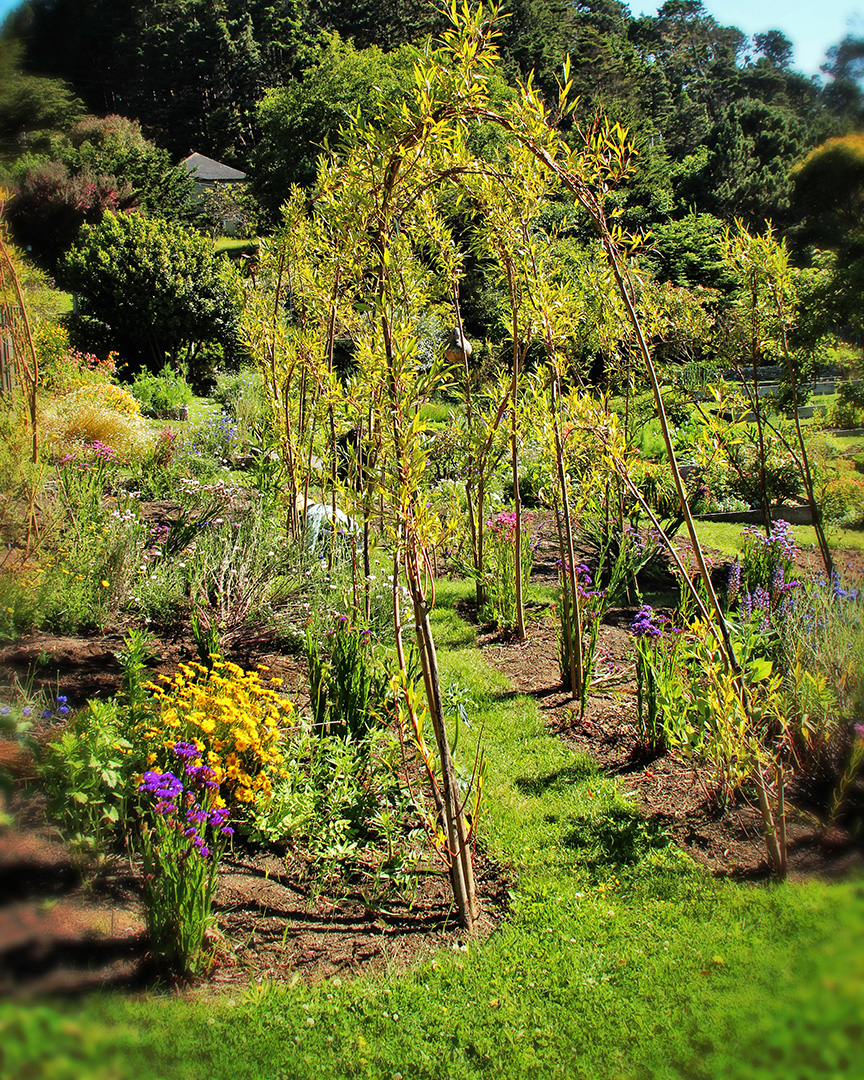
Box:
136;742;233;978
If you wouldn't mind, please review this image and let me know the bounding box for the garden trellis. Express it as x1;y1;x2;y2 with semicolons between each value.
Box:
239;1;798;919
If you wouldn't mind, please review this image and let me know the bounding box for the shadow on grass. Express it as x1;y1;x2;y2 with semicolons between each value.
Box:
561;805;670;868
514;761;597;796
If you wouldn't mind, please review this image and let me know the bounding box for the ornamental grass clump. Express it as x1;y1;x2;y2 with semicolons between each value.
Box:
136;742;234;978
147;660;294;815
304;613;389;743
40;382;153;464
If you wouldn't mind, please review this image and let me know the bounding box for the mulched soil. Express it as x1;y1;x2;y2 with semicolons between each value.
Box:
1;513;862;997
473;514;864;883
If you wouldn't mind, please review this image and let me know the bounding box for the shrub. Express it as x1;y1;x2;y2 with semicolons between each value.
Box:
829;381;864;429
821;475;864;527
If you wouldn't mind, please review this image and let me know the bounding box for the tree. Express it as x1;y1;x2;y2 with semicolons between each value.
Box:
252;33;417;214
821;33;864;124
62;115;194;220
62;211;238;372
790;133;864;339
5;114;194;270
0;38;83;161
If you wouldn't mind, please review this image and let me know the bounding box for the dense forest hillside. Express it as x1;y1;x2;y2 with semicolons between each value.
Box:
1;0;863;333
2;1;862;207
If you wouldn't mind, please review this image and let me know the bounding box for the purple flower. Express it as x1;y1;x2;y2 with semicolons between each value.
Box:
140;770;184;801
56;696;67;705
727;559;741;607
173;741;199;759
631;605;662;639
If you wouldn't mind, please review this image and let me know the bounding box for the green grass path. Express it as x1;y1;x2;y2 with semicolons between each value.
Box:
4;580;863;1079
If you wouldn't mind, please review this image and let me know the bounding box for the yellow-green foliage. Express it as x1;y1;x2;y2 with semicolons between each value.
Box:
40;383;153;463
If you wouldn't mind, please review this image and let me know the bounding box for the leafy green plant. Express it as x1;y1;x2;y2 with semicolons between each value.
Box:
40;698;134;862
246;721;421;902
554;563;605;712
130;363;193;414
631;605;669;750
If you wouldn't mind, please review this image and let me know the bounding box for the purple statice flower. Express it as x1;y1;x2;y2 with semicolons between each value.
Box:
139;770;184;801
191;836;211;858
770;519;796;560
631;605;663;639
185;763;217;787
207;807;230;829
727;558;741;608
173;741;199;759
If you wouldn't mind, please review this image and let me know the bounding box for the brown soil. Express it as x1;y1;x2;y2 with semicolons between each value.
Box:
0;803;507;999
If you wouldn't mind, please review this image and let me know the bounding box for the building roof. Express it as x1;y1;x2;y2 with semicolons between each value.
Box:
180;152;247;182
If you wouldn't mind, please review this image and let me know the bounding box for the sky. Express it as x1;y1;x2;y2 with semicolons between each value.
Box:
630;1;861;76
0;0;861;78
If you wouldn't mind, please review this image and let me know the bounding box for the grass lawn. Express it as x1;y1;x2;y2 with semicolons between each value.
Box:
214;237;259;258
5;580;862;1080
694;519;864;558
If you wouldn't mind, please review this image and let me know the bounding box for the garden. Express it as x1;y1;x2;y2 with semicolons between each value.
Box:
1;6;863;1079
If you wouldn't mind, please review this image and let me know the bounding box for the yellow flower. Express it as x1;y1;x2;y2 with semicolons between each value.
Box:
101;579;110;588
